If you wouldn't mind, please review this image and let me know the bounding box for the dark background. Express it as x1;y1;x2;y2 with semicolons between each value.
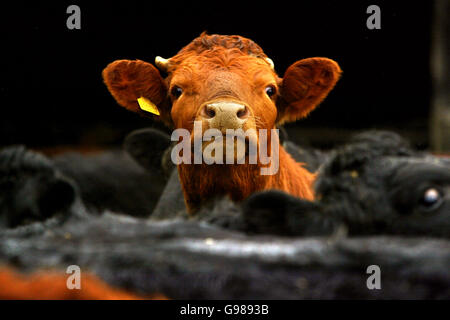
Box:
0;1;434;150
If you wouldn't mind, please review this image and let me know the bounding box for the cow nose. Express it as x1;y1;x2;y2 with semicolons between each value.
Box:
201;101;249;130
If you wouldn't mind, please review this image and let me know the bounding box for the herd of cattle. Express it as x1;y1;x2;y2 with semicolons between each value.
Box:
0;128;449;299
0;33;449;299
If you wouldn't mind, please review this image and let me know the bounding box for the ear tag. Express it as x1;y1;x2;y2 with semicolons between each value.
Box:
137;97;160;116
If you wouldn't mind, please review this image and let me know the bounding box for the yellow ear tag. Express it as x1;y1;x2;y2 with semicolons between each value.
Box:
137;97;160;116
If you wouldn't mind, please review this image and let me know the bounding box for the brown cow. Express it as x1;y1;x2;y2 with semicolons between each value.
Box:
103;33;341;213
0;267;165;299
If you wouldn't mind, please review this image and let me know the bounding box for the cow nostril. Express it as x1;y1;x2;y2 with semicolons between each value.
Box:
202;102;248;121
202;105;216;119
207;108;216;118
237;106;249;119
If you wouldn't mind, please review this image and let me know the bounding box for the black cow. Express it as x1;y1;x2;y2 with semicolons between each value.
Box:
0;139;169;230
240;132;450;238
1;132;449;299
0;146;76;229
124;127;332;220
1;209;449;299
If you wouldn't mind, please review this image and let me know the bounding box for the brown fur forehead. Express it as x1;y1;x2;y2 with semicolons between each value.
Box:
167;33;273;75
175;33;267;59
169;50;276;84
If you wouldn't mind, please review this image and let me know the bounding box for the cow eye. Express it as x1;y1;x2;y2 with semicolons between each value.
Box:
171;86;183;99
419;187;443;211
265;85;276;97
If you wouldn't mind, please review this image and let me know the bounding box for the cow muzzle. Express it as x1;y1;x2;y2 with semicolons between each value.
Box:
199;100;249;133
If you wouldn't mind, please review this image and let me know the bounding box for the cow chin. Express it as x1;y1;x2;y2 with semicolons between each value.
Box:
189;122;259;165
201;136;255;164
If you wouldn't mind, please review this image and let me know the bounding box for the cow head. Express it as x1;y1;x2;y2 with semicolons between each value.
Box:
103;33;341;157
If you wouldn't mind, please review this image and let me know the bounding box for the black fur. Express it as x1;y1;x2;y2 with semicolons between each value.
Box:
1;131;449;299
242;132;450;238
0;146;76;228
1;212;449;299
0;143;167;229
123;128;174;179
53;149;165;217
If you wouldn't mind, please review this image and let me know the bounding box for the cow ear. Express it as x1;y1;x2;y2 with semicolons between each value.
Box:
102;59;172;126
124;128;174;177
277;58;341;124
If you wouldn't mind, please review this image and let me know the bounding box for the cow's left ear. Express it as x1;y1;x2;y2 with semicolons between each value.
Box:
102;59;172;126
276;58;341;124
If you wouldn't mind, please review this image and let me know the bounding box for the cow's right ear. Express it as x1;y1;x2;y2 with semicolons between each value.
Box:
102;60;172;126
276;58;341;125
